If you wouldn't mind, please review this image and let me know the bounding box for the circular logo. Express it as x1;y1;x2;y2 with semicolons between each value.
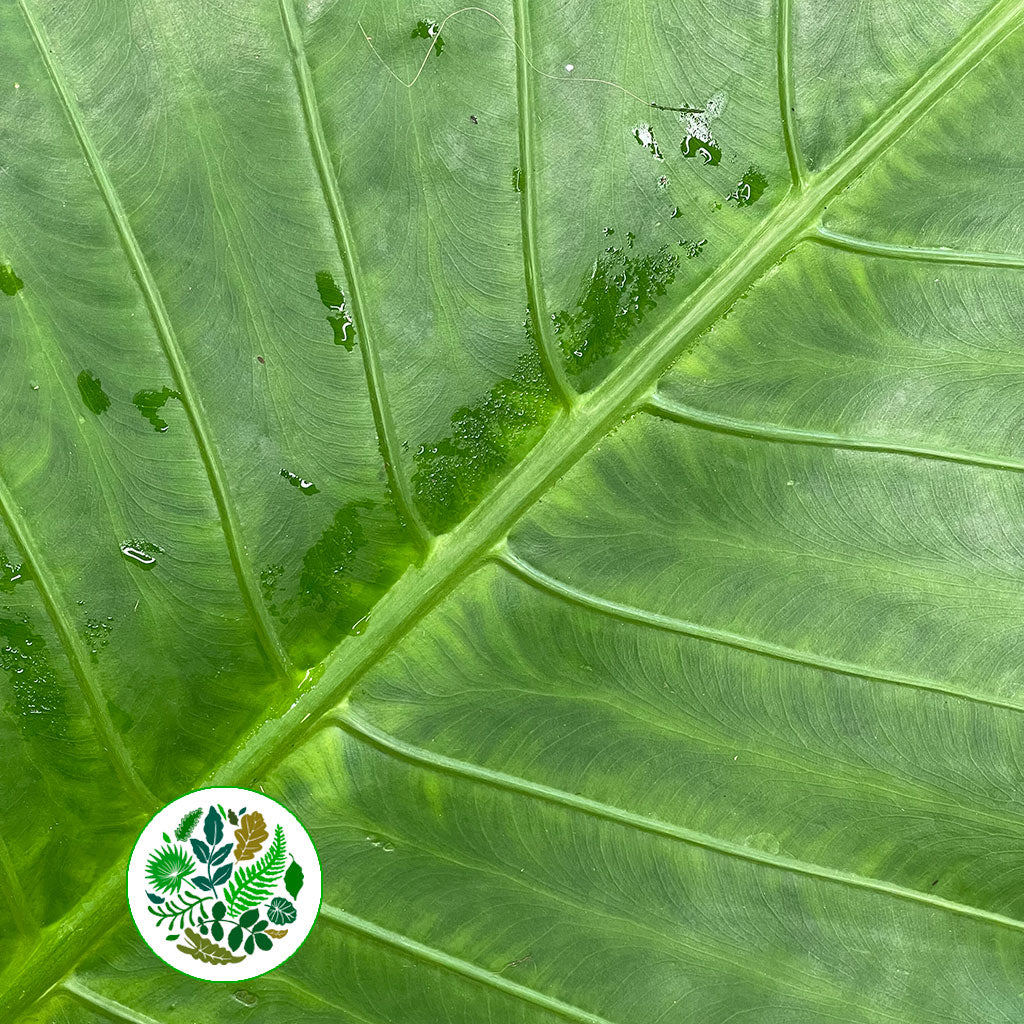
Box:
127;787;322;981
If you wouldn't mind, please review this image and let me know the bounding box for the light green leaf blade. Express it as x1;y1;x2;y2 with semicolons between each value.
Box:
3;0;1024;1021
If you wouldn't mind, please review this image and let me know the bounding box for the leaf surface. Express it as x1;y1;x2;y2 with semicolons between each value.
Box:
3;0;1024;1021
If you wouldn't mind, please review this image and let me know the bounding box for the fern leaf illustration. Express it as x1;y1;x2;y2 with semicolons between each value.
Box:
174;807;202;841
223;824;286;915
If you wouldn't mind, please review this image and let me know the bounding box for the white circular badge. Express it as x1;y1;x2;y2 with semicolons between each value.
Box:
127;787;322;981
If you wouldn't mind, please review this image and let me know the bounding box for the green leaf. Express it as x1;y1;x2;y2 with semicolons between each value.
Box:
222;827;286;917
3;1;1024;1022
283;857;304;900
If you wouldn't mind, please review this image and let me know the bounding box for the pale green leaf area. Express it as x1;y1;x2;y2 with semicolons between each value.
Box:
2;0;1024;1018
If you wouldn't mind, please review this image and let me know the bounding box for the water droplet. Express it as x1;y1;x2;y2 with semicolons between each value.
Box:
120;543;161;569
76;370;111;416
631;123;663;160
233;990;258;1007
0;262;23;296
349;614;369;636
280;468;320;495
565;63;574;72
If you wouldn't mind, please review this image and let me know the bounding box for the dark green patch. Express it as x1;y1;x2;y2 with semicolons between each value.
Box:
681;134;721;165
77;370;111;416
413;321;558;533
294;497;419;660
0;616;67;736
133;387;181;432
315;271;356;351
728;167;768;207
280;469;319;495
411;18;444;56
0;550;29;593
105;696;134;733
512;166;522;193
551;242;679;387
0;263;23;296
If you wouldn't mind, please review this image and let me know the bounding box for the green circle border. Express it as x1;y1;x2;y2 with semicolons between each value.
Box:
125;785;324;984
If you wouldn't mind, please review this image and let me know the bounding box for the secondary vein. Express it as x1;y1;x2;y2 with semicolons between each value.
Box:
338;710;1024;939
497;546;1024;717
647;391;1024;473
278;0;432;550
319;901;618;1024
813;226;1024;268
0;471;156;808
776;0;805;187
16;0;292;681
512;0;575;407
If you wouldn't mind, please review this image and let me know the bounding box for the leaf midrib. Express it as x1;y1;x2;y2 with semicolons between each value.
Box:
3;0;1022;1016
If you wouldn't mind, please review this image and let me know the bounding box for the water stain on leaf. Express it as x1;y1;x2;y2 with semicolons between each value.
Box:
315;271;356;350
280;469;319;495
0;615;67;736
632;123;664;160
133;387;182;432
551;241;678;386
411;18;444;56
0;263;23;296
728;166;768;207
413;316;557;533
680;92;726;165
76;371;110;415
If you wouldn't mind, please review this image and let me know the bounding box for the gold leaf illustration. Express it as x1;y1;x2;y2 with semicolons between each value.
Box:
265;928;288;939
176;927;245;964
233;811;268;861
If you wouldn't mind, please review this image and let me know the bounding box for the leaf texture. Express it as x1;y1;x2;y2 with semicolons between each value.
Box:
3;0;1024;1021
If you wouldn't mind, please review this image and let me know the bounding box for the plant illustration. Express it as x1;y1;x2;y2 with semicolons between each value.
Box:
143;806;304;967
173;808;202;842
145;844;196;895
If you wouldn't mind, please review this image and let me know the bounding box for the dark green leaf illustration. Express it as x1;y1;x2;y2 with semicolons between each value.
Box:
173;809;202;842
250;919;267;932
227;810;238;826
145;892;164;905
223;825;286;915
189;839;210;864
238;908;259;929
144;845;196;896
227;926;243;953
209;842;233;866
210;863;233;887
203;806;223;847
190;876;214;892
211;901;226;921
243;934;255;956
284;858;304;900
176;928;245;965
266;897;296;926
210;921;223;942
253;932;273;952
